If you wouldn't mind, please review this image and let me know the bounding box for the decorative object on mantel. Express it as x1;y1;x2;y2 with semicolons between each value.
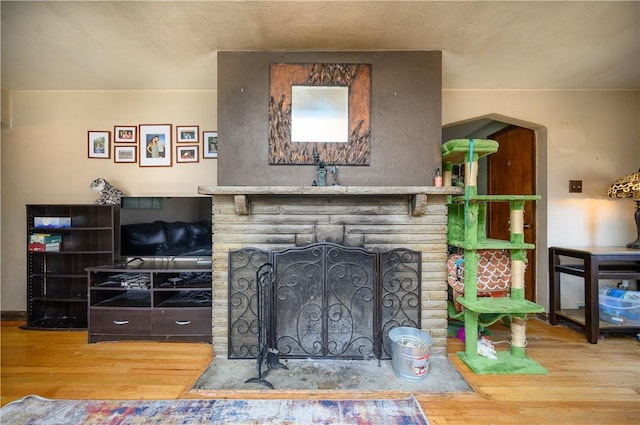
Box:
89;178;126;205
203;131;218;158
313;151;328;186
607;169;640;249
269;62;371;165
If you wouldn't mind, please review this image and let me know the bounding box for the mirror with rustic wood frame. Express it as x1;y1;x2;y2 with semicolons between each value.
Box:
269;63;371;165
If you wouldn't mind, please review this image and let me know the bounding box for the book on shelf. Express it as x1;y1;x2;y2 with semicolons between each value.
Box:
28;233;62;252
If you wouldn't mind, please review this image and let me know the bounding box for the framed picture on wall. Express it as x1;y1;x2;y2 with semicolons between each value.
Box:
176;125;199;143
114;146;137;163
114;125;137;143
88;131;110;159
203;131;218;158
176;145;199;163
139;124;172;167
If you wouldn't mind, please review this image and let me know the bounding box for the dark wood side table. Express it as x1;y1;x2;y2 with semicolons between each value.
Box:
549;246;640;343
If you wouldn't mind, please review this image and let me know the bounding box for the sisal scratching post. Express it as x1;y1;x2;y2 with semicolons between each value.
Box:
509;201;526;245
464;160;478;188
510;316;527;360
510;258;526;300
443;162;453;187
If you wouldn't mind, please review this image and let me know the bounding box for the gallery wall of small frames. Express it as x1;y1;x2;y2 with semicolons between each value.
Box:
88;125;218;166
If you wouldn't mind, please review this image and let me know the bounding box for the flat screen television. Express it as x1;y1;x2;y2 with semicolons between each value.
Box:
119;196;212;261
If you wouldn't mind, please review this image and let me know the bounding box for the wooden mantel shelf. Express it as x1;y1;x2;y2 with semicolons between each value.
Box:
198;185;462;196
198;185;463;216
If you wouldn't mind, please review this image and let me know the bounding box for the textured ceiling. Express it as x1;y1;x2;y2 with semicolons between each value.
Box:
1;1;639;91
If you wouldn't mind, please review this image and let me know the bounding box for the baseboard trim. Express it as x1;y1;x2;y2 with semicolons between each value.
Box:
1;311;27;321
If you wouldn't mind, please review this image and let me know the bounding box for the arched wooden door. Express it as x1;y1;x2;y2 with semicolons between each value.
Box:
487;125;537;302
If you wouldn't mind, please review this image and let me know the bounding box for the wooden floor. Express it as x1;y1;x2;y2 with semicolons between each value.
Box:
1;318;638;424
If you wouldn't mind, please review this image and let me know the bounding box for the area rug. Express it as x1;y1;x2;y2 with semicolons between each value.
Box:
0;394;429;425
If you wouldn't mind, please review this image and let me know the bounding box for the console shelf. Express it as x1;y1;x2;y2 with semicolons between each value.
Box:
447;238;536;251
456;297;544;314
87;262;212;343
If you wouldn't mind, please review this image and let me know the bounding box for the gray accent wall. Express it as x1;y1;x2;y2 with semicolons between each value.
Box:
217;51;442;186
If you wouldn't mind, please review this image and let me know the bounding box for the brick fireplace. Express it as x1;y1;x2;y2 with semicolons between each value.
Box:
199;185;461;356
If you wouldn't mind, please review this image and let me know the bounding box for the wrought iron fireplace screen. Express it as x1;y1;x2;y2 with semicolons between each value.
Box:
228;243;421;360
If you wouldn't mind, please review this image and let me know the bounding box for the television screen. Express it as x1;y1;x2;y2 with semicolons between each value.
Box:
119;196;212;260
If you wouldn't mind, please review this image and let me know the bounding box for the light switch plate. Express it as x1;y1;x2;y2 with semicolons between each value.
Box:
569;180;582;193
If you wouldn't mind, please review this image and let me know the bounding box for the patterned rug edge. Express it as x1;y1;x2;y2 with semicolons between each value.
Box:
0;394;429;425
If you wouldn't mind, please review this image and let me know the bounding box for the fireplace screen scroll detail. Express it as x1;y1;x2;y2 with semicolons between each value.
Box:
228;243;421;360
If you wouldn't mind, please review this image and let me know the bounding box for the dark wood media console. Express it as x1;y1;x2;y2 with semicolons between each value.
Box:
86;262;212;343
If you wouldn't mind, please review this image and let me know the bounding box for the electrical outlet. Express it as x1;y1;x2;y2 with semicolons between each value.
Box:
569;180;582;193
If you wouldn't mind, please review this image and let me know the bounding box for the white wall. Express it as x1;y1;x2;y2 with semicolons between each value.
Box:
1;90;217;311
2;89;639;312
443;89;640;309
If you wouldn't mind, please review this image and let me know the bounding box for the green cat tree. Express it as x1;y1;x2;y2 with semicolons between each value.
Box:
442;139;547;375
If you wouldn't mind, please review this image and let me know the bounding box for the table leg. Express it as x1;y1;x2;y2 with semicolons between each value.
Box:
549;249;560;325
584;254;600;344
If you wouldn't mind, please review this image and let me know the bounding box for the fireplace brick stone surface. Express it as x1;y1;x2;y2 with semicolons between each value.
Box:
201;188;459;356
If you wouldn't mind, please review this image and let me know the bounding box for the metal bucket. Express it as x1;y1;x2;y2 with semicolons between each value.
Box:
388;327;432;382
